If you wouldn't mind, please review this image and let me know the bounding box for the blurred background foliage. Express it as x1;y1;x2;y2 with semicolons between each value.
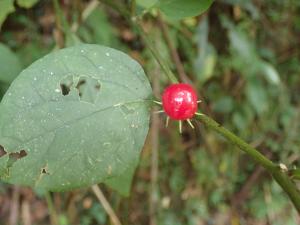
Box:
0;0;300;224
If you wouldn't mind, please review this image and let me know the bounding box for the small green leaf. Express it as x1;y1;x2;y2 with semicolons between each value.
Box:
258;62;280;85
195;16;216;83
136;0;158;8
17;0;39;8
212;96;234;113
0;43;22;84
224;18;281;85
0;44;152;193
246;79;268;115
232;104;254;132
290;169;300;180
77;7;118;46
228;26;256;61
0;0;14;29
158;0;214;20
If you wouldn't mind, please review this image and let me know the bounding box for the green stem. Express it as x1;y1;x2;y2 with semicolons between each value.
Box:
99;0;178;84
135;23;178;84
196;113;300;213
45;192;59;225
53;0;71;35
53;0;82;47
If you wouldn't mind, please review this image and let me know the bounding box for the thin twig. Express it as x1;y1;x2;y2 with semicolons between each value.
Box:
9;186;20;225
149;62;160;225
91;185;122;225
82;0;99;21
52;0;67;48
53;0;71;35
136;22;179;84
21;200;32;225
157;13;190;83
71;0;99;32
99;0;178;83
45;193;59;225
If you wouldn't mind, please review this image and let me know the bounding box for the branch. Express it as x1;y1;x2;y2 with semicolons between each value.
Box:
53;0;71;36
149;61;160;225
9;186;20;225
99;0;178;84
157;13;190;83
45;193;59;225
196;113;300;212
135;22;179;84
91;185;122;225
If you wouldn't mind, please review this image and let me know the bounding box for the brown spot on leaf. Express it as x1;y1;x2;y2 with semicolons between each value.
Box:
0;145;7;157
9;150;27;160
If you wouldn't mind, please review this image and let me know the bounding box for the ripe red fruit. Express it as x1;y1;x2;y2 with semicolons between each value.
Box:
162;83;198;120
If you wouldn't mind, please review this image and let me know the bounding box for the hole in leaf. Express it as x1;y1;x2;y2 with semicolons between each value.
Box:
41;165;49;175
75;77;101;103
9;150;27;160
95;83;100;90
0;145;7;157
59;76;101;103
76;79;86;97
60;84;71;95
7;150;27;167
60;76;74;96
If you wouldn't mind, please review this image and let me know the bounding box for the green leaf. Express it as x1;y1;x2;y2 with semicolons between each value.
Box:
0;0;14;29
77;7;118;47
228;26;256;61
290;169;300;180
232;104;254;132
105;161;137;196
0;83;9;100
246;79;268;115
0;44;152;193
224;18;281;85
16;0;39;8
16;41;52;67
212;96;234;113
258;62;280;85
194;16;216;83
0;43;22;84
136;0;158;8
158;0;214;20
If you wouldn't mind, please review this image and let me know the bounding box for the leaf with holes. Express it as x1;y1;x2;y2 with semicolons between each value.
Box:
0;44;152;194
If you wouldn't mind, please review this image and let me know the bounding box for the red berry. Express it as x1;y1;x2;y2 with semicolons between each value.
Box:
162;83;198;120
